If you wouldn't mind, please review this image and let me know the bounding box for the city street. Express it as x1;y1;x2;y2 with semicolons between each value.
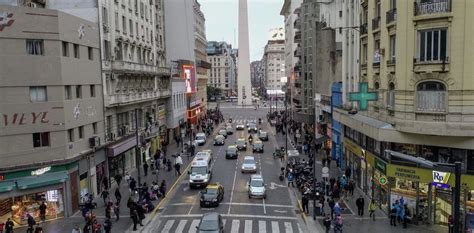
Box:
137;102;306;232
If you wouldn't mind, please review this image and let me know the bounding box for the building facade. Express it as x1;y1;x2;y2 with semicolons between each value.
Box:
334;0;474;226
166;78;187;143
193;0;210;111
207;41;235;97
0;4;104;223
263;36;285;93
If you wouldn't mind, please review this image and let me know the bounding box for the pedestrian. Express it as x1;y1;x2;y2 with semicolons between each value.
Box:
448;215;454;233
103;176;109;190
348;180;355;196
287;169;295;187
175;154;183;173
390;203;397;226
27;213;36;233
319;196;326;216
71;225;82;233
105;202;112;219
129;178;137;194
39;201;47;222
4;218;13;233
368;200;377;221
333;202;342;217
136;204;145;226
113;201;120;221
114;173;122;186
323;214;332;233
399;204;406;228
356;195;365;216
301;195;309;214
143;162;149;176
83;221;92;233
125;172;131;185
174;163;181;176
114;187;121;203
0;221;4;233
160;180;167;197
328;198;335;219
403;204;410;228
100;189;109;206
333;214;343;233
103;217;112;233
130;207;139;231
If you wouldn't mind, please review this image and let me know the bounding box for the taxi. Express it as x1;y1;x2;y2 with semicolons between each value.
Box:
200;183;225;207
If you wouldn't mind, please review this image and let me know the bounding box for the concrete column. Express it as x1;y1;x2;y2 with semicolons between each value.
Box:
237;0;252;106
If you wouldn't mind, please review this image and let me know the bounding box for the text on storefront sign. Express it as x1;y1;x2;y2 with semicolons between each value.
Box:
2;112;49;126
31;166;51;176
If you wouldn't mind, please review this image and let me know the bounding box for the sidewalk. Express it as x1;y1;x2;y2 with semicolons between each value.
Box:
19;137;197;232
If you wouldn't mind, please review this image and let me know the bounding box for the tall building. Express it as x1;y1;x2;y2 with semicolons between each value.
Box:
250;61;261;88
0;3;104;221
333;0;474;225
262;28;285;96
207;41;235;97
193;0;211;111
341;0;360;104
99;0;170;184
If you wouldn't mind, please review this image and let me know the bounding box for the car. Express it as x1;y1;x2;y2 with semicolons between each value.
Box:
247;123;258;133
236;124;245;130
225;145;239;159
194;133;207;146
258;131;269;141
213;135;225;146
218;129;228;138
196;212;224;233
235;138;247;151
199;183;224;207
225;126;234;135
248;174;266;199
241;156;257;173
252;141;264;153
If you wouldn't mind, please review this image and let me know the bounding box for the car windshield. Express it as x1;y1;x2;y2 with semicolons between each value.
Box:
199;220;219;231
227;148;237;153
196;135;206;140
253;142;263;147
236;140;245;146
219;130;226;134
226;126;232;130
243;159;254;165
191;166;207;175
204;188;218;195
260;132;267;137
215;136;224;140
248;123;256;128
250;179;264;187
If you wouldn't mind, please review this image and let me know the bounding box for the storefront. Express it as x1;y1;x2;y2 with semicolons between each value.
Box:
107;136;137;178
0;165;72;225
343;138;375;194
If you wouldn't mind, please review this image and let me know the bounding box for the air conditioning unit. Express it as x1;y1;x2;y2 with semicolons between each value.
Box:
89;136;100;148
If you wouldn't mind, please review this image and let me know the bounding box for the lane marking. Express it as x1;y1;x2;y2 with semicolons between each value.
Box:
258;220;266;233
263;197;267;214
188;219;200;233
271;221;280;233
162;219;174;233
244;219;252;233
167;202;294;208
223;219;227;227
159;214;298;220
231;219;240;233
228;163;238;214
284;222;293;233
175;219;187;233
297;223;303;233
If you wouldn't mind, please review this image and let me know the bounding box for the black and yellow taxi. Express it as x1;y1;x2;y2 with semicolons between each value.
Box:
235;138;247;151
200;183;225;207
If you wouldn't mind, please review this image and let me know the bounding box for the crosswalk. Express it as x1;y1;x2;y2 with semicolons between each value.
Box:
156;218;303;233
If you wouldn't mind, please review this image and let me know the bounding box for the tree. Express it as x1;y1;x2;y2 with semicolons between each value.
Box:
207;85;221;97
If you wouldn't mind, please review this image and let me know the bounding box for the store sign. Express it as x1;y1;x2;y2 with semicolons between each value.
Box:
432;171;450;184
386;164;432;183
31;166;51;176
182;65;196;93
379;176;388;185
375;158;387;174
2;112;49;127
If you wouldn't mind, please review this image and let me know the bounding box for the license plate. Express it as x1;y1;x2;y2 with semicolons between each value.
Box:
206;202;210;204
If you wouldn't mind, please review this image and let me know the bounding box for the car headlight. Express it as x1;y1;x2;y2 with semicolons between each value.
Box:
213;198;218;202
190;180;194;183
203;178;209;182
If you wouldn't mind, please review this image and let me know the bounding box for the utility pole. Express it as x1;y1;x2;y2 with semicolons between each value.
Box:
454;161;461;233
135;109;141;185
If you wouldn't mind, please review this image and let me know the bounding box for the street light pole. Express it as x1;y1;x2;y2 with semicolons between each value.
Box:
454;161;461;233
135;109;142;185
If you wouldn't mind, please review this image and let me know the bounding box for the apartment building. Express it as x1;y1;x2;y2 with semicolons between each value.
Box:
0;4;104;221
333;0;474;225
193;0;211;112
99;0;170;180
207;41;235;97
263;28;286;97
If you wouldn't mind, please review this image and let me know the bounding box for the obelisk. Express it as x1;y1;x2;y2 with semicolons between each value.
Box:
237;0;252;106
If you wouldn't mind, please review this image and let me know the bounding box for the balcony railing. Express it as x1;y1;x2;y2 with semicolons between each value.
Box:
110;60;170;75
372;17;381;31
416;91;447;112
414;0;451;16
294;31;301;42
386;8;397;24
360;23;368;35
294;47;301;57
107;89;171;106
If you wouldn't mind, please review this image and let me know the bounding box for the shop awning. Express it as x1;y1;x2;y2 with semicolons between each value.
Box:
16;171;68;190
0;181;15;193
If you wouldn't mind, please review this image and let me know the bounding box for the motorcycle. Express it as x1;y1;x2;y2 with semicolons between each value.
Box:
273;147;285;159
248;137;253;144
258;118;262;124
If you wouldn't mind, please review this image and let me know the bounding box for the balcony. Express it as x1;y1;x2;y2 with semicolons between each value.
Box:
386;8;397;24
294;31;301;42
360;23;368;35
110;60;170;75
294;47;301;57
414;0;451;16
416;91;446;113
372;17;380;31
293;18;301;29
106;89;171;106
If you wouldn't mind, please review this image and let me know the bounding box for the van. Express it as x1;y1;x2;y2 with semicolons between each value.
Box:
188;153;213;188
194;133;207;146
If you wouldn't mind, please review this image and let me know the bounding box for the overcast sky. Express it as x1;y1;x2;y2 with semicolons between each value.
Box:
199;0;284;61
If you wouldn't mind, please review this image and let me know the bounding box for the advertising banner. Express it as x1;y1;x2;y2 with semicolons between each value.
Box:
182;65;196;93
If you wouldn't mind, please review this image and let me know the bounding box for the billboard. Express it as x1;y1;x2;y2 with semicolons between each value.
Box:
182;65;196;93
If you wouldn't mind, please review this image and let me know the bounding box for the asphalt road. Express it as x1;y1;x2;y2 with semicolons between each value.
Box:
141;103;306;232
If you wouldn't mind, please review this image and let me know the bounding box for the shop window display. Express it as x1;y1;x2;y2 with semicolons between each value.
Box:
11;189;64;225
390;178;428;214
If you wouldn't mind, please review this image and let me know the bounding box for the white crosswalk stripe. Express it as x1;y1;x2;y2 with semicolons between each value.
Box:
157;218;299;233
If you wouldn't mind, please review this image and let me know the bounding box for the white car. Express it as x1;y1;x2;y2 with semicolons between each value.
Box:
248;174;266;199
236;124;245;130
194;133;207;146
241;156;257;173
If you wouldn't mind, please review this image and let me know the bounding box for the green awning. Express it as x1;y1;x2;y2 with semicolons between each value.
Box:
16;171;68;190
0;181;15;193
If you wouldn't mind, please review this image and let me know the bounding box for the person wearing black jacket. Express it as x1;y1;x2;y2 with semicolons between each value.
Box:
4;218;14;233
114;188;122;203
356;195;365;216
323;214;332;233
301;195;309;214
103;217;112;233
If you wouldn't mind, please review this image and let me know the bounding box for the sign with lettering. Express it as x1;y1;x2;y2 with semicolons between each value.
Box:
31;166;51;176
375;158;387;174
1;112;49;127
433;171;450;184
386;164;432;183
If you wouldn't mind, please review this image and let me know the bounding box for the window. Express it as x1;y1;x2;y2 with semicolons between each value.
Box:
122;16;126;33
389;35;396;63
88;47;93;60
373;40;380;64
416;81;447;112
418;28;447;62
65;85;72;100
73;44;80;58
78;126;84;139
129;19;133;35
115;12;119;31
68;129;74;142
26;39;43;55
387;82;395;109
30;86;47;102
76;85;82;99
375;0;381;17
33;132;50;147
62;41;69;57
102;7;108;25
90;85;96;97
104;40;111;60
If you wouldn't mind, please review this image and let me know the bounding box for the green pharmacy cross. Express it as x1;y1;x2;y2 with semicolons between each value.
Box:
349;82;378;111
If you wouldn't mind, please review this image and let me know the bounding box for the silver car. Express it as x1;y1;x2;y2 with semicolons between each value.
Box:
248;174;266;199
241;156;257;173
